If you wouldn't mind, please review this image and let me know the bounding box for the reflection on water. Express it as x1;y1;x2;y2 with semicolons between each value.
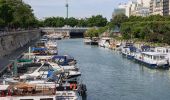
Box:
57;39;170;100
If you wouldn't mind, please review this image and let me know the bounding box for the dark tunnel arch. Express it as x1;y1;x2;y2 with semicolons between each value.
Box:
69;32;84;38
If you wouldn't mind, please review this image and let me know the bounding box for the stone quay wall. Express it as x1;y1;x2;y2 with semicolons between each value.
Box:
0;30;41;57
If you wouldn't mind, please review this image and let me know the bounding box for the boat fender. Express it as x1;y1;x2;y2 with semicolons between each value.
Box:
70;83;76;90
1;91;5;96
8;89;11;96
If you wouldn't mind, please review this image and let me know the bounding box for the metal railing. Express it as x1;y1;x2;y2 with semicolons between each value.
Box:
0;30;40;37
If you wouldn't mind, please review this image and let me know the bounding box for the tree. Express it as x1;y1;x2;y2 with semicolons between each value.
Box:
112;14;128;27
0;0;38;29
44;17;65;27
85;28;99;37
0;0;14;27
107;22;115;30
98;26;108;35
77;18;87;27
87;15;108;27
0;18;4;27
65;17;78;27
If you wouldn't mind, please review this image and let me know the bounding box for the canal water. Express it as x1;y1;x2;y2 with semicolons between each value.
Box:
57;39;170;100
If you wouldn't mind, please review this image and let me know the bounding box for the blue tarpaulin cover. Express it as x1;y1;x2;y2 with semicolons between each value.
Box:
32;47;47;51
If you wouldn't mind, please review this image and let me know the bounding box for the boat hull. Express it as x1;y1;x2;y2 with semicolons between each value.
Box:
134;58;169;69
91;42;98;45
122;53;134;59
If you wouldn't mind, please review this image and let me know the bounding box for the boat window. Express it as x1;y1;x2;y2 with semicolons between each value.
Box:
40;98;53;100
147;55;150;58
157;50;161;52
153;56;156;60
47;78;54;82
160;56;165;59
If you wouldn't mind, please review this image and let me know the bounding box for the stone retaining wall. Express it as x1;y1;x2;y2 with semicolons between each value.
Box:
0;30;41;57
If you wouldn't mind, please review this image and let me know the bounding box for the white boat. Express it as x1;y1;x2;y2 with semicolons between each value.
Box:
134;52;169;69
99;37;110;48
84;37;91;45
154;47;170;65
121;46;136;59
46;41;57;48
45;41;58;55
19;62;81;80
154;47;170;54
40;38;48;43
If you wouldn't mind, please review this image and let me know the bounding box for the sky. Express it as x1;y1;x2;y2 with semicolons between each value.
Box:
23;0;128;20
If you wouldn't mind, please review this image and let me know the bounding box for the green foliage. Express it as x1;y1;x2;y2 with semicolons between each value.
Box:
112;14;170;44
107;22;115;30
65;17;78;27
0;0;14;26
85;28;99;37
112;14;128;27
98;26;108;34
121;21;170;44
44;17;65;27
87;15;108;27
42;15;108;27
85;26;108;37
0;0;37;29
77;19;88;27
0;18;5;27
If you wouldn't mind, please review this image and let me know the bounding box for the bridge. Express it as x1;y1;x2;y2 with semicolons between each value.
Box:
40;27;90;38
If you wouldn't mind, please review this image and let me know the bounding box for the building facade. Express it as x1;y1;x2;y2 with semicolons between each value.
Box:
130;0;150;17
114;0;150;17
149;0;170;16
137;0;151;7
114;0;170;17
150;0;164;15
163;0;170;15
112;3;127;17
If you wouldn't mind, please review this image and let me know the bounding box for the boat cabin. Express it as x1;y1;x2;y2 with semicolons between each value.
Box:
141;52;167;61
155;47;170;54
52;55;76;66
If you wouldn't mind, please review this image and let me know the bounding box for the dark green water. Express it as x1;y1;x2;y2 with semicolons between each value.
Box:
57;39;170;100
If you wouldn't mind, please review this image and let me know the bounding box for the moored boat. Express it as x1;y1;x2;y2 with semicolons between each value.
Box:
84;37;91;45
121;46;137;59
134;52;169;69
99;37;111;48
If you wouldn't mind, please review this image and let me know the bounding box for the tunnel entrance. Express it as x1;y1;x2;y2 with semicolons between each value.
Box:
70;32;84;38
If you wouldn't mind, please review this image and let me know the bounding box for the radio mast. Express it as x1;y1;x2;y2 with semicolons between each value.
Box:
66;0;69;19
